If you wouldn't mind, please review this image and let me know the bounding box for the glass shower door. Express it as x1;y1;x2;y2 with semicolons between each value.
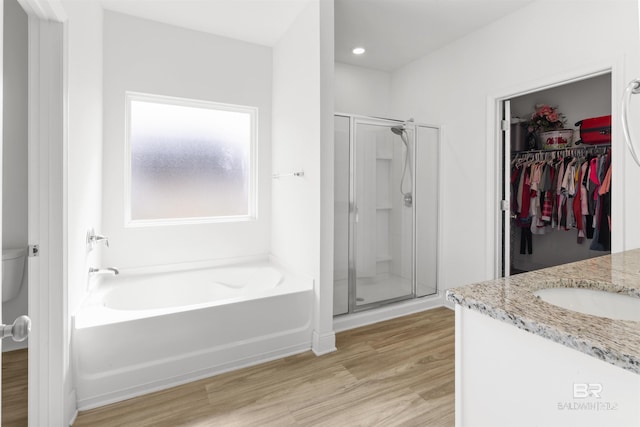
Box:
352;120;414;309
415;125;439;297
333;115;350;315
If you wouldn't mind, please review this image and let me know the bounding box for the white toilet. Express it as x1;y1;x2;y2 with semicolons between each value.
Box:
2;248;26;302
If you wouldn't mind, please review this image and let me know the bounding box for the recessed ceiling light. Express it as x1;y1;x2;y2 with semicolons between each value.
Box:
352;47;366;55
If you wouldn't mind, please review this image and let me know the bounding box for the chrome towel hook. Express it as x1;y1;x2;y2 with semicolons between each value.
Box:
272;171;305;179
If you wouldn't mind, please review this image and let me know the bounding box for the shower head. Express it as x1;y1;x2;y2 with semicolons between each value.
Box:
391;124;409;148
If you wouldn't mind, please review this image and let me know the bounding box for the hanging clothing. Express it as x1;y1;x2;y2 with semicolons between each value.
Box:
510;147;611;256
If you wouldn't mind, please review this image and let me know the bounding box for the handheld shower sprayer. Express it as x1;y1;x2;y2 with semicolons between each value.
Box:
391;125;405;136
390;121;413;207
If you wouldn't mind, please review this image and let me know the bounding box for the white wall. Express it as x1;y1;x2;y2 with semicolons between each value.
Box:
2;0;28;351
102;11;273;269
63;0;104;421
335;62;391;117
272;3;320;276
272;1;335;353
319;0;337;353
64;0;103;318
390;0;640;291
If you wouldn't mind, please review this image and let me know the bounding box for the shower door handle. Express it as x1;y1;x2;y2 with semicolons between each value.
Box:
1;315;31;342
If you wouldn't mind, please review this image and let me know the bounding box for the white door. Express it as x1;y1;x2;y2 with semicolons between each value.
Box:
501;100;512;278
1;0;4;410
0;1;32;419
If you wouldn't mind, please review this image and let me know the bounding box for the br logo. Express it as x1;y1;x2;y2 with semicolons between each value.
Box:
573;383;602;399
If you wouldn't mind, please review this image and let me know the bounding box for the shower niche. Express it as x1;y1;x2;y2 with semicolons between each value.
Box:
334;115;440;315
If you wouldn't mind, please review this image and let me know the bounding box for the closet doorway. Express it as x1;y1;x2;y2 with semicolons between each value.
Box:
500;73;613;277
334;114;440;315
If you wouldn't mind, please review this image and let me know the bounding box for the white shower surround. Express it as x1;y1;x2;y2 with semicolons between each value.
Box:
73;258;313;410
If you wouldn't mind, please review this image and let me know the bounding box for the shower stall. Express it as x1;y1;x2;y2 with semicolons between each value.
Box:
334;114;440;315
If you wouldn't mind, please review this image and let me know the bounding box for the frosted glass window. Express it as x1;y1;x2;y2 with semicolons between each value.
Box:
126;94;256;224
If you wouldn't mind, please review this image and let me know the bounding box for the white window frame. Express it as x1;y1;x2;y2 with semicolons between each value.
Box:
124;91;258;227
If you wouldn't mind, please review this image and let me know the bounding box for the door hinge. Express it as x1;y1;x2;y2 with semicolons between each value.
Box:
501;119;509;131
500;200;510;211
28;245;39;257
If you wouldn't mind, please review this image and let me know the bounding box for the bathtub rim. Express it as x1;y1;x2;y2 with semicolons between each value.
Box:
74;255;313;329
87;253;271;291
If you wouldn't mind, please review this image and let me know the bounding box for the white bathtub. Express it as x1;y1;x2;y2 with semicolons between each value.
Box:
73;259;313;410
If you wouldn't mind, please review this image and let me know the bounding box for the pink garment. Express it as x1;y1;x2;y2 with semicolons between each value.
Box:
580;162;589;215
530;163;541;194
599;165;612;196
541;191;553;221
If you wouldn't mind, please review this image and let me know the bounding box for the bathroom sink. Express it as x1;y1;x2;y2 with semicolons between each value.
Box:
534;287;640;321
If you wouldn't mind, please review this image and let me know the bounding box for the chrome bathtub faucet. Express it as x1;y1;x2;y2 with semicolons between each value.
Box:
88;267;120;276
87;228;110;251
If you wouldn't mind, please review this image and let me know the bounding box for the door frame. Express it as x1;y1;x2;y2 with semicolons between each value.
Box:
17;0;67;425
487;58;624;279
501;99;511;277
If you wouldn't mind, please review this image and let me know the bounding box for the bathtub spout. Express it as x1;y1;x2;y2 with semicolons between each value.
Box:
89;267;120;276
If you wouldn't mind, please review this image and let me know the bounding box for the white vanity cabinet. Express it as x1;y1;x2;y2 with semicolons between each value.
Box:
455;306;640;427
448;250;640;427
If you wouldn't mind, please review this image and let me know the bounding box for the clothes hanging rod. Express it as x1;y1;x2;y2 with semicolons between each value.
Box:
512;144;610;157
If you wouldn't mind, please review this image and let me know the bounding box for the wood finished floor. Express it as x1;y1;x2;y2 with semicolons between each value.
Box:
69;307;454;426
2;348;28;427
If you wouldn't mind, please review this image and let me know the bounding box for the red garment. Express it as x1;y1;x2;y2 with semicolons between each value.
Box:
589;157;600;185
590;157;601;203
519;168;531;220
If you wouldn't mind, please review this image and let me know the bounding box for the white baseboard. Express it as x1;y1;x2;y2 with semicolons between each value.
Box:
76;341;311;411
333;294;446;332
66;389;78;426
312;330;336;355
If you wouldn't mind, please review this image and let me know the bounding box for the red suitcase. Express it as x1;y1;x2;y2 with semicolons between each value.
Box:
575;115;611;145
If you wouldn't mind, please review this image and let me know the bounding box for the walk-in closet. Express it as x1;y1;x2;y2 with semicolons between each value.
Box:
503;73;612;276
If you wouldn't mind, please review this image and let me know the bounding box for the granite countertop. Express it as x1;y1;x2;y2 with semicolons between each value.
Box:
446;249;640;375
